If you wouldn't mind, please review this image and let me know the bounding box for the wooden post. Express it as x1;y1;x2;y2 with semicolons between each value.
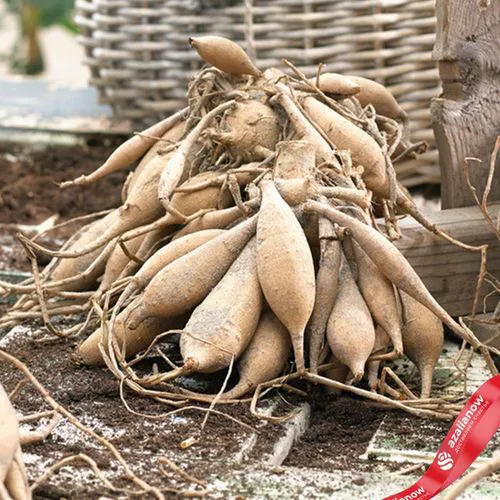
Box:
395;203;500;317
431;0;500;209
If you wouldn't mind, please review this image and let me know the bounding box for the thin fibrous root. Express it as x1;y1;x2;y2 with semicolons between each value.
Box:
0;350;164;499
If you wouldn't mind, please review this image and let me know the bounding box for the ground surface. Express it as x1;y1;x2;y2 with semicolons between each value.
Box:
0;145;499;499
0;323;388;498
0;142;126;274
0;141;125;225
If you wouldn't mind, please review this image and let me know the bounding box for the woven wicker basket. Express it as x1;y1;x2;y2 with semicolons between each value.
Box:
75;0;440;186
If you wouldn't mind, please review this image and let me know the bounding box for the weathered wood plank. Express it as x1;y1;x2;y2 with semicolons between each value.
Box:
431;0;500;209
395;203;500;316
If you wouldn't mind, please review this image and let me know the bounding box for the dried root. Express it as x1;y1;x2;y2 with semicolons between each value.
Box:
3;37;497;450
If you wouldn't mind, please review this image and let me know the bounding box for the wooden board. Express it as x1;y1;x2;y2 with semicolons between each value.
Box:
395;203;500;317
431;0;500;209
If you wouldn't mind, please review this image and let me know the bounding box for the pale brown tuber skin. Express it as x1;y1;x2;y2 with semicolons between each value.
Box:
208;100;280;162
158;100;236;210
120;168;238;244
125;119;186;197
74;297;187;366
189;36;261;77
3;445;30;500
0;383;19;483
346;75;407;121
33;150;175;260
97;233;145;294
59;108;188;188
256;180;315;374
6;50;459;424
46;210;120;292
271;92;333;165
179;310;291;402
318;186;372;211
305;200;480;349
127;215;257;328
367;326;391;391
274;178;313;206
222;311;291;399
172;203;254;240
326;256;375;380
307;217;341;374
323;352;350;395
307;73;361;96
180;238;263;374
352;241;404;357
400;291;444;399
117;226;170;282
300;95;390;198
0;383;30;500
169;170;234;218
120;229;226;305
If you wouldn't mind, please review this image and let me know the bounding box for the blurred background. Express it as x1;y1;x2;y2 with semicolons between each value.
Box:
0;0;441;189
0;0;87;83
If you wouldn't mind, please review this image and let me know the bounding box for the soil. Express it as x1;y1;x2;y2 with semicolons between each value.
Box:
1;318;408;498
284;391;386;471
0;144;495;498
0;141;126;224
0;323;278;499
0;141;128;274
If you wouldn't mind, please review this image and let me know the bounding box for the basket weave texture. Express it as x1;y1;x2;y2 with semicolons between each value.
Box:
75;0;440;186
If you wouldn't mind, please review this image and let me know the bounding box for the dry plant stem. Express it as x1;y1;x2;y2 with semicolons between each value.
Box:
3;304;90;323
304;200;495;354
379;382;404;400
30;453;141;495
396;191;486;252
200;356;234;432
392;141;428;163
19;236;62;337
59;107;189;188
0;350;164;499
158;100;237;208
32;209;113;242
250;367;454;422
382;200;400;240
305;373;453;420
270;92;332;164
18;410;55;424
159;457;207;489
185;77;215;132
318;186;372;210
115;239;142;266
8;379;28;401
434;346;474;390
4;236;113;294
379;366;418;400
173;167;265;194
459;318;498;376
467;230;490;317
282;59;365;126
464;136;500;240
20;413;62;446
120;207;214;244
117;380;257;433
443;451;500;499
